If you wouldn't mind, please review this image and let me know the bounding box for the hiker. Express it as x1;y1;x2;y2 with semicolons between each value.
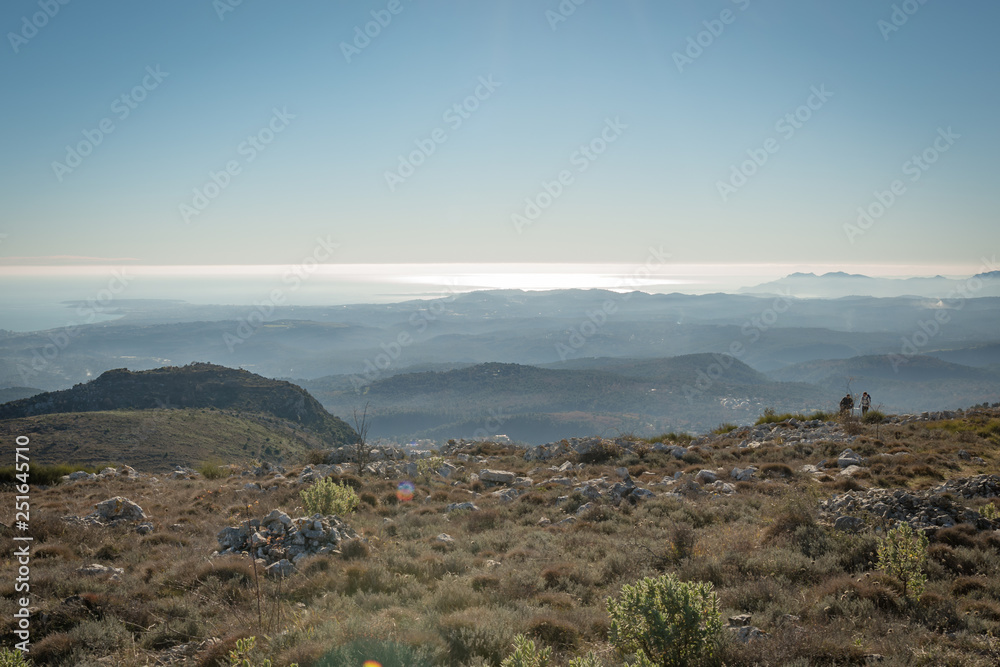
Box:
839;393;854;415
861;392;871;417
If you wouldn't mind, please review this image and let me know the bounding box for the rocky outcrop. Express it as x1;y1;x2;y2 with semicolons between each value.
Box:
63;496;148;526
932;475;1000;499
216;510;360;567
62;465;140;483
479;469;516;485
821;485;997;531
77;563;124;580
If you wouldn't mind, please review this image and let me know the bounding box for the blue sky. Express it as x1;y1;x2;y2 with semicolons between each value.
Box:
1;0;998;275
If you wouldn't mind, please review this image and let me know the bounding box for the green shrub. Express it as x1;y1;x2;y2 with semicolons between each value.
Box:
607;573;722;667
568;653;605;667
877;522;929;601
579;441;623;464
300;478;359;516
711;423;738;435
199;460;230;480
863;409;887;424
0;647;31;667
0;462;99;486
501;634;551;667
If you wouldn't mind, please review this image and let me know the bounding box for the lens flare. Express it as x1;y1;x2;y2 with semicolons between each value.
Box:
396;480;415;502
363;662;382;667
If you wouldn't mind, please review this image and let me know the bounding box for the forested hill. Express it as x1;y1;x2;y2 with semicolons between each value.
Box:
0;362;357;445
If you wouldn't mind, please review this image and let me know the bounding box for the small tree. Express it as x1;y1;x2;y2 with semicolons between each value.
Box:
351;403;375;475
607;573;721;667
877;522;929;601
300;477;359;516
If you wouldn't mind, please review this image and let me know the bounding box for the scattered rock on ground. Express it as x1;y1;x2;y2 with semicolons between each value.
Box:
216;513;360;566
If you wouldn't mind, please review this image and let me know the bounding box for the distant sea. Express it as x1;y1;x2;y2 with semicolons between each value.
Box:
0;262;954;333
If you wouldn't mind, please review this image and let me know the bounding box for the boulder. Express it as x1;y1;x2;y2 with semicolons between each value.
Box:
263;510;292;528
93;497;147;522
837;449;863;468
708;481;736;495
491;488;523;503
479;469;516;485
695;470;717;485
631;488;656;500
834;516;865;533
731;467;756;482
77;563;123;579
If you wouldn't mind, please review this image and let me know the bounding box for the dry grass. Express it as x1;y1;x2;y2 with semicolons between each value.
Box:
2;412;1000;665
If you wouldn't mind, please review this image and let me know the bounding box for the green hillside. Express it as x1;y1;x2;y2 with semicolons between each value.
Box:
0;362;357;446
308;357;829;442
0;408;314;472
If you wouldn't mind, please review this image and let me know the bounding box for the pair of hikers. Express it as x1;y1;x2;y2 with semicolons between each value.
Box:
840;392;871;416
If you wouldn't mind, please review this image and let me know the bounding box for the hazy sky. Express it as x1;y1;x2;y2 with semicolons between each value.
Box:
2;0;998;274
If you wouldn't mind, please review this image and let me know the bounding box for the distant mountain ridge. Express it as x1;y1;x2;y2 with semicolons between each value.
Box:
302;355;828;442
740;271;1000;299
0;362;357;445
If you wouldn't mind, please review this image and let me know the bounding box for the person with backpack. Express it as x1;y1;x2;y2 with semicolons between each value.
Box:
861;392;871;417
839;393;854;415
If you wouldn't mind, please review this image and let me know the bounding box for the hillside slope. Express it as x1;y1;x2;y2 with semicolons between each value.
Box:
0;408;314;472
0;362;357;445
306;356;829;442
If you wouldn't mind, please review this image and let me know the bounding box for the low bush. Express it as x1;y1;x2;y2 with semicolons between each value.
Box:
607;573;721;666
199;460;230;480
501;634;552;667
300;478;359;516
578;441;623;464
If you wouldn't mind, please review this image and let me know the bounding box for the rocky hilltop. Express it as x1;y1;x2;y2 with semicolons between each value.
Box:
0;362;357;445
